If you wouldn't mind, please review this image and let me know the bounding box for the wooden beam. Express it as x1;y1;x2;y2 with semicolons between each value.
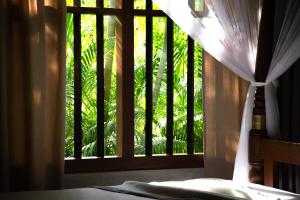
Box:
145;0;153;156
249;0;275;184
67;7;122;15
187;36;195;155
255;0;275;82
67;7;166;17
96;0;104;158
260;139;300;187
65;154;204;173
186;0;195;155
261;139;300;166
166;17;174;155
264;158;274;187
134;9;166;17
73;0;82;159
115;0;134;158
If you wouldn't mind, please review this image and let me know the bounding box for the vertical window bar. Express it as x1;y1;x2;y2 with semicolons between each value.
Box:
115;0;134;158
187;0;195;155
145;0;153;156
187;36;195;155
73;0;82;159
73;0;79;6
96;0;104;158
97;0;104;8
166;17;174;155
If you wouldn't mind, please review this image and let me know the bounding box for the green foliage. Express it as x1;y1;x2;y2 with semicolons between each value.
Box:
65;13;74;157
65;0;203;158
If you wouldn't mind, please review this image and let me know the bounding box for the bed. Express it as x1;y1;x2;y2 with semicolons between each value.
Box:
1;133;300;200
2;134;300;200
250;136;300;188
1;178;300;199
0;179;299;200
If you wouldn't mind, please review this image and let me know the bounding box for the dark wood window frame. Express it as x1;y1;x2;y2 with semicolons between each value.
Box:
65;0;204;174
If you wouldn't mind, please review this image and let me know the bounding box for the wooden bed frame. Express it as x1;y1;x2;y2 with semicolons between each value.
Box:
248;76;300;188
250;136;300;187
261;139;300;187
248;0;300;190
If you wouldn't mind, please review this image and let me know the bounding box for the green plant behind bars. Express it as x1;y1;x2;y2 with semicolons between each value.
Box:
65;0;203;157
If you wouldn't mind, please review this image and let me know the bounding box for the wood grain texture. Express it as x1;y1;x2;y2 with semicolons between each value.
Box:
115;0;135;158
65;154;204;173
66;1;203;173
249;0;275;184
166;17;174;155
260;139;300;187
145;0;153;156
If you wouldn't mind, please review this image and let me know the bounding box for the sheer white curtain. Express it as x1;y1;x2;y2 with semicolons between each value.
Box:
154;0;300;182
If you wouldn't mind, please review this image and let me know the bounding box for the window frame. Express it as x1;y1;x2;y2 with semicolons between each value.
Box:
65;0;204;174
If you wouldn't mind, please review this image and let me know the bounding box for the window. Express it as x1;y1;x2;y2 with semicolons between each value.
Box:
65;0;204;173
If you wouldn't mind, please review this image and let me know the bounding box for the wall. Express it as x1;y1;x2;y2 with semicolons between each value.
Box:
64;168;204;188
203;52;249;179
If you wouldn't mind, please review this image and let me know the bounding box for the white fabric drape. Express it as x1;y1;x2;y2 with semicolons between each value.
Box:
154;0;300;182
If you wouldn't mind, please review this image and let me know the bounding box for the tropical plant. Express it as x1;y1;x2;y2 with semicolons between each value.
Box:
65;0;203;157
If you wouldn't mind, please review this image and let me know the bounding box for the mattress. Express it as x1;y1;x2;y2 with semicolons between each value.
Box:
1;178;299;200
0;187;153;200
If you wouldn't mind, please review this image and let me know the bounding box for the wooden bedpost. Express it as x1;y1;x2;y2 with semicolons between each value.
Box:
249;0;274;184
249;87;266;184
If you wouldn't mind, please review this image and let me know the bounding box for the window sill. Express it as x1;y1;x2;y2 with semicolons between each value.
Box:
65;154;204;173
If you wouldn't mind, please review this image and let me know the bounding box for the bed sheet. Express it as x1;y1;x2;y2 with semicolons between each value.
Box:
0;188;153;200
1;178;299;200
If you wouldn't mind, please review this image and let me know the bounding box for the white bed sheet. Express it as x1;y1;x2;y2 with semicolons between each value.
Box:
0;188;153;200
150;178;300;200
1;178;299;200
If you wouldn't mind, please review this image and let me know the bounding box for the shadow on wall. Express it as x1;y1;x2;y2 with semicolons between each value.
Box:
203;51;249;180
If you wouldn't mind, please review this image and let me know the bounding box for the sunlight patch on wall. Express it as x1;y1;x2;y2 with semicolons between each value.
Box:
28;0;38;16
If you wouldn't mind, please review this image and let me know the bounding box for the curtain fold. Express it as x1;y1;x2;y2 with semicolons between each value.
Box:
0;0;66;192
154;0;300;182
0;0;9;192
264;0;300;139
